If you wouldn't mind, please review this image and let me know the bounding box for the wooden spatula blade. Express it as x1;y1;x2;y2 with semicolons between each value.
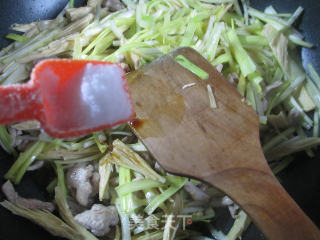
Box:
128;47;263;179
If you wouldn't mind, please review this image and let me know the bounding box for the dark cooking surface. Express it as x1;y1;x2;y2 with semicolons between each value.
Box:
0;0;319;240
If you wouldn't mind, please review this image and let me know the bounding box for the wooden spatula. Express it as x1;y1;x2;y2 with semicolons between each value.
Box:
128;47;320;240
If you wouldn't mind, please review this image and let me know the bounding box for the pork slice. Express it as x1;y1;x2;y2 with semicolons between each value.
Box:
75;204;119;236
1;180;54;212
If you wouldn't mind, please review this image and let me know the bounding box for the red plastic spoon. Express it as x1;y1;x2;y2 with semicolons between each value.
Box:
0;59;134;138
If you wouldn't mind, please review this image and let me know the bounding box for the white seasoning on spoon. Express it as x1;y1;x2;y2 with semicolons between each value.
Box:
80;63;133;129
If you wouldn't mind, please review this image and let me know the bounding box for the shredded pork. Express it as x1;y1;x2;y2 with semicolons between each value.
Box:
66;163;99;206
103;0;125;12
1;180;54;212
74;204;119;236
222;196;240;219
184;181;210;201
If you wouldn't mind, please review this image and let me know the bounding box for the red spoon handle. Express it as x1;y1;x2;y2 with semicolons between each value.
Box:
0;83;42;125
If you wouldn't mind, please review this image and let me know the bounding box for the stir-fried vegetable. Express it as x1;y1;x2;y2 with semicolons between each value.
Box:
55;187;99;240
0;0;319;239
0;126;17;155
175;54;209;80
0;200;82;240
5;141;46;184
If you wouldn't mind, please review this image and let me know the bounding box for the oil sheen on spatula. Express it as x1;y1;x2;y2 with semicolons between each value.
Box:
0;59;134;138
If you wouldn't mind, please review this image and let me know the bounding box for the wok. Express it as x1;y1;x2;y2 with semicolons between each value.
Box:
0;0;319;239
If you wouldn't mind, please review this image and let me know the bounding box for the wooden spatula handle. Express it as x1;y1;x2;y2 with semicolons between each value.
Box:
0;83;41;124
205;155;320;240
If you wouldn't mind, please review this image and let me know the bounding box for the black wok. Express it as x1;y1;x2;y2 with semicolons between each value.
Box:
0;0;319;239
